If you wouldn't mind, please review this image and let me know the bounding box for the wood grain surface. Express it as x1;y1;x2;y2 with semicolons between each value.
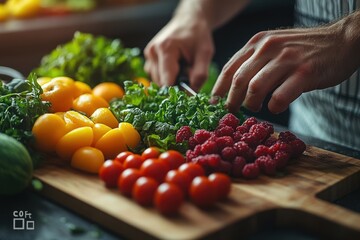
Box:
33;146;360;240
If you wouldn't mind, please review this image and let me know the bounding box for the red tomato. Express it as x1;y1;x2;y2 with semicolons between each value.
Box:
117;168;141;197
154;183;184;215
189;176;216;208
208;173;232;200
132;177;159;206
158;150;185;170
123;154;144;169
141;147;161;160
178;163;205;181
165;170;191;196
114;151;133;164
99;160;124;188
140;158;169;183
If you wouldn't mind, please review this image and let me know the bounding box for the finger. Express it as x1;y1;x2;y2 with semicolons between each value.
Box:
211;47;254;98
268;73;304;114
225;53;270;113
189;47;213;92
157;49;180;86
242;59;290;112
144;46;161;84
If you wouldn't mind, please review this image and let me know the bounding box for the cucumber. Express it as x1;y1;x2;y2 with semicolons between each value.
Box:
0;133;33;195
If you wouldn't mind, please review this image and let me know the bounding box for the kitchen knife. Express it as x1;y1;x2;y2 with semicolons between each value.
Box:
176;60;197;96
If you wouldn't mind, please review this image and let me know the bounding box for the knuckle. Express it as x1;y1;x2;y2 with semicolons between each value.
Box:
155;38;175;52
247;79;262;95
271;92;288;108
278;47;297;61
248;31;268;44
221;63;234;79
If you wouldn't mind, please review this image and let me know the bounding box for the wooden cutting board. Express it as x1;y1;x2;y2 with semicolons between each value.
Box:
33;145;360;240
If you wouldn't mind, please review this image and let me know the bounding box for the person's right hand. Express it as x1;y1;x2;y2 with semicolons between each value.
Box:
144;15;214;91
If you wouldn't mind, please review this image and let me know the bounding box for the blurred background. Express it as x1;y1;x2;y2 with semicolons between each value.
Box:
0;0;295;126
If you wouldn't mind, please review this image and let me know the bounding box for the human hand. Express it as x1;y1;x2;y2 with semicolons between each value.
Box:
212;22;360;114
144;15;214;91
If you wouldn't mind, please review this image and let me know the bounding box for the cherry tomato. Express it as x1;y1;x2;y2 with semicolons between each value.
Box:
117;168;141;197
132;177;158;206
154;183;184;215
158;150;185;170
123;154;144;169
165;170;191;196
140;159;170;183
208;173;232;201
141;147;161;160
178;163;205;181
114;151;133;164
189;176;216;208
99;160;124;188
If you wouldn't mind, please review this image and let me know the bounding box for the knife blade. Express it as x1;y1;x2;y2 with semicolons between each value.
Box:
176;60;197;96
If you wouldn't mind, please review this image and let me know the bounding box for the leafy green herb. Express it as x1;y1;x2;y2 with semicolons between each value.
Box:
0;73;50;166
35;32;146;88
110;81;243;153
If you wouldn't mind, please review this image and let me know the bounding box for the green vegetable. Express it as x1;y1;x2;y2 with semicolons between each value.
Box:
110;81;244;153
0;133;33;195
35;32;146;88
0;73;50;166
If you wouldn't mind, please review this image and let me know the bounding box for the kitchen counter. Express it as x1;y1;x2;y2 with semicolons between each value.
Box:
0;0;178;76
1;129;359;240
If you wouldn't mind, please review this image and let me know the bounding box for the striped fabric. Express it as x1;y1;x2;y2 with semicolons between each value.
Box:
289;0;360;150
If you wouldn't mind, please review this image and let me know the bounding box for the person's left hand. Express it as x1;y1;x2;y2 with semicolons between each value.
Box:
212;22;360;114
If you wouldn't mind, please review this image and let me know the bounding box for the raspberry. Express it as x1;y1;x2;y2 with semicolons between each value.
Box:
192;154;221;172
206;154;222;168
185;150;196;162
215;136;234;150
200;140;218;155
241;132;259;148
215;125;234;137
193;145;203;156
242;117;258;130
221;147;237;162
269;141;293;156
289;138;306;157
219;113;240;130
236;125;248;134
259;121;274;135
249;124;269;142
233;141;254;161
264;136;277;147
176;126;193;143
232;156;246;178
278;131;297;143
255;155;276;176
233;131;243;142
254;145;270;157
274;151;290;169
188;137;198;150
242;163;260;179
193;129;212;144
217;160;232;175
263;158;277;176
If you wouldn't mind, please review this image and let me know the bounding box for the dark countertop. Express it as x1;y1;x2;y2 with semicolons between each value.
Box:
1;129;359;240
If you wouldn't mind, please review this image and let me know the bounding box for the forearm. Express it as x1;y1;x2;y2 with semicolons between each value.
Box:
173;0;250;30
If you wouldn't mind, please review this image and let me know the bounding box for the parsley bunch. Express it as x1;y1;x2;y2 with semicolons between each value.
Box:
0;73;50;165
110;81;243;153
